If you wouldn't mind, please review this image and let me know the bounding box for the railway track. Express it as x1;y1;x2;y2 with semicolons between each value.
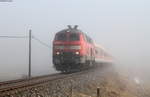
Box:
0;69;93;96
0;73;60;92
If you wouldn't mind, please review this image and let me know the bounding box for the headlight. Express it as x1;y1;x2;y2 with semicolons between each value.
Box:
75;51;80;55
56;51;60;55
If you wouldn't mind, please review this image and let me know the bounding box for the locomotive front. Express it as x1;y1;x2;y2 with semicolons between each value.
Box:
52;26;86;72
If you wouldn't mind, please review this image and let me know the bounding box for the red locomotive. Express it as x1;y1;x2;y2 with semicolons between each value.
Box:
53;25;112;73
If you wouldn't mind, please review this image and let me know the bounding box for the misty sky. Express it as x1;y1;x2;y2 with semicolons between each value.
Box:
0;0;150;81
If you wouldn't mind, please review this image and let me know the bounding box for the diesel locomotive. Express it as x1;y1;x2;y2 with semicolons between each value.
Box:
52;25;112;73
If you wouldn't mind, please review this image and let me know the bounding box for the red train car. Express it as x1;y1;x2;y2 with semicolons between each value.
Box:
53;25;112;73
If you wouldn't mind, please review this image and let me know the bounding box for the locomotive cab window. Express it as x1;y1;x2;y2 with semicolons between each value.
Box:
89;38;93;44
84;34;93;44
69;33;80;41
55;33;67;41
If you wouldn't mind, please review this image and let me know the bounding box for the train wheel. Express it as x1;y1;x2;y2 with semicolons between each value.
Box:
87;60;93;68
61;70;69;74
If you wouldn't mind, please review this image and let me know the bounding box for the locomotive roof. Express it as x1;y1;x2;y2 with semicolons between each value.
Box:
57;28;83;34
56;28;93;41
56;25;84;34
56;25;93;43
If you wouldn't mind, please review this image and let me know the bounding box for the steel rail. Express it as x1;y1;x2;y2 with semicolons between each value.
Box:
0;69;92;94
0;73;59;86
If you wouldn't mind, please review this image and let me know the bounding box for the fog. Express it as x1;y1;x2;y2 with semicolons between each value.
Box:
0;0;150;82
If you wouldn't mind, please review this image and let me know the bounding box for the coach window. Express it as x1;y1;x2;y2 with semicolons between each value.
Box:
95;49;98;54
55;33;67;41
100;50;103;56
69;33;80;41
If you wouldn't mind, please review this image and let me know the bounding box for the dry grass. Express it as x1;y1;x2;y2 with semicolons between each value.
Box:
72;70;147;97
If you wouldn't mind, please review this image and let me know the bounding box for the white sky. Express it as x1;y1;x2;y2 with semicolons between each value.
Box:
0;0;150;81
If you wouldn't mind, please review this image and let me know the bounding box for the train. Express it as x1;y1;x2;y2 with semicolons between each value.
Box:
52;25;113;73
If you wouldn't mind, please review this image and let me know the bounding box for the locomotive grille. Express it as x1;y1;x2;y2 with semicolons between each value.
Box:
61;52;78;61
62;52;74;58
